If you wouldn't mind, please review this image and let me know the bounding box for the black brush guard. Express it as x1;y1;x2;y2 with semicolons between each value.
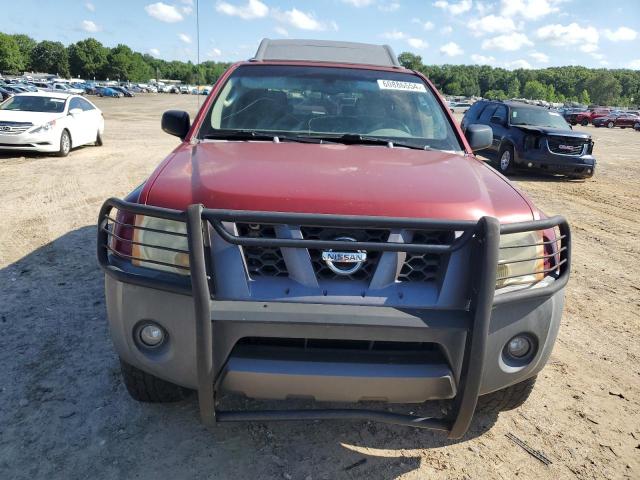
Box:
97;198;571;439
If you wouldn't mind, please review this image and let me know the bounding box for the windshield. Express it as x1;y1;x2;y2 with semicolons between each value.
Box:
510;107;570;130
200;65;463;151
0;96;67;113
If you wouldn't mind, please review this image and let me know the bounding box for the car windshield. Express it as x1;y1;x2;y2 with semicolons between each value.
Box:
200;65;463;152
510;106;570;130
0;96;67;113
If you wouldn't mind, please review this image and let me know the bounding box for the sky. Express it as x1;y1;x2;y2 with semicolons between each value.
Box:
1;0;639;69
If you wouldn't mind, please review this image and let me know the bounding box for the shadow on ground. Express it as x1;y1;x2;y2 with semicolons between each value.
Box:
0;225;497;480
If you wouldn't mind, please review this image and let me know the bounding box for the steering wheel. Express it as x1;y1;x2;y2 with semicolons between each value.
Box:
368;118;412;134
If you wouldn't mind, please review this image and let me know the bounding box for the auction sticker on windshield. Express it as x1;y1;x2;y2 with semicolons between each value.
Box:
377;79;427;92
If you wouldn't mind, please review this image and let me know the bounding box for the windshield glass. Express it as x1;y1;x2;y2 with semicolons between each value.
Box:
510;107;570;130
0;96;66;113
200;65;463;151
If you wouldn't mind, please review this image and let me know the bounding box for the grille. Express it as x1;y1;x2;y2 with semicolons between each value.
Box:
236;224;288;277
547;136;587;156
301;227;388;281
398;230;453;283
0;121;33;135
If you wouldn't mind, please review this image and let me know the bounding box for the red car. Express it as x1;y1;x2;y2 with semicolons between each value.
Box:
593;113;640;128
97;39;571;439
571;108;610;126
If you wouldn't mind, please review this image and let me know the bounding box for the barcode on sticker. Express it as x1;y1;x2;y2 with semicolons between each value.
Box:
377;79;426;92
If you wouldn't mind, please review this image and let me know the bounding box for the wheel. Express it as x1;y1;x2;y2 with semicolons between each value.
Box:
119;359;192;403
497;145;514;174
580;119;589;126
57;129;71;157
476;376;537;414
95;130;103;146
607;121;614;128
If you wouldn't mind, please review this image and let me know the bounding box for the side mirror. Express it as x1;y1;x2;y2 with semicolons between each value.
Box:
69;108;83;116
464;124;493;151
161;110;190;140
490;115;505;126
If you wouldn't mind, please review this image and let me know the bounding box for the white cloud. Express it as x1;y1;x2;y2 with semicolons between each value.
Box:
182;6;193;14
471;54;496;64
382;30;406;40
501;0;559;20
590;52;605;60
379;2;400;11
469;15;516;35
441;25;453;34
208;48;223;58
433;0;472;15
604;27;637;42
274;26;289;36
407;38;429;49
178;33;192;44
506;59;532;69
530;51;549;62
216;0;269;20
149;48;161;57
341;0;375;6
412;18;434;30
85;2;95;12
81;20;101;33
440;41;464;56
277;8;326;31
627;59;640;69
536;23;599;53
482;32;533;51
145;2;184;23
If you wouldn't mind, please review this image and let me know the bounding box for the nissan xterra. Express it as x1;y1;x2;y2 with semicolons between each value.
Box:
97;39;571;439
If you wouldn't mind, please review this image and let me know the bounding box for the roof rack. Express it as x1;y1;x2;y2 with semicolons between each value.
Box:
251;39;403;69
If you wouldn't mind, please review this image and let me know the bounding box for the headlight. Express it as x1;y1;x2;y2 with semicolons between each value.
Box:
31;119;56;134
496;231;545;289
131;215;190;275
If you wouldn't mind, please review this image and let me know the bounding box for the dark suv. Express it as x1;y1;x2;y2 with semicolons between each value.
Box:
462;100;596;178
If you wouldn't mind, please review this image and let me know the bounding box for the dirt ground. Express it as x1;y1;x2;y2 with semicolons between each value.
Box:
1;95;638;480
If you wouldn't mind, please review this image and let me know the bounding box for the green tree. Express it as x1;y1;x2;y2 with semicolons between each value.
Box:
11;34;36;71
506;77;520;98
397;52;423;70
484;89;507;100
522;80;547;100
0;33;25;73
68;38;108;79
30;40;69;76
578;90;591;105
585;72;622;106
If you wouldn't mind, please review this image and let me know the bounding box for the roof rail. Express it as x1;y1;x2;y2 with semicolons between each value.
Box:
251;39;403;69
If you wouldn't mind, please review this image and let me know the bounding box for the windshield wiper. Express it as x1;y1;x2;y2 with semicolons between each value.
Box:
313;133;431;151
202;130;334;144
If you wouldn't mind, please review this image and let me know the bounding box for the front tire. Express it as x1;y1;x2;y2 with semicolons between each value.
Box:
497;145;514;174
476;376;538;414
580;119;589;126
57;129;71;157
120;360;192;403
607;121;614;128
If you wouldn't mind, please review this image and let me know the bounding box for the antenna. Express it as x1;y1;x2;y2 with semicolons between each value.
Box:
196;0;201;109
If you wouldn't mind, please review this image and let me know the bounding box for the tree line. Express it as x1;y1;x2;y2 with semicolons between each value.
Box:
0;32;230;85
1;32;638;106
398;52;640;107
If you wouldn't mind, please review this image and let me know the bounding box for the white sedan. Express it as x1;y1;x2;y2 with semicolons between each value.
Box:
0;92;104;156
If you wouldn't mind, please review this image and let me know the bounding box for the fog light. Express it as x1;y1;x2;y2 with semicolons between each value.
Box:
507;335;531;358
527;162;533;167
139;323;165;347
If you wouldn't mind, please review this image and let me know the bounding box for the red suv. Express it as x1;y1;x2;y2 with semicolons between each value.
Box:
569;108;610;126
97;39;571;439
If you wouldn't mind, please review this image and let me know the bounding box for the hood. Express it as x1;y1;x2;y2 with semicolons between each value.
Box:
512;124;590;138
0;110;61;125
144;141;534;223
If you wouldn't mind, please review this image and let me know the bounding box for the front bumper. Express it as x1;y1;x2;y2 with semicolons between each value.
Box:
0;130;60;153
98;199;571;438
515;149;596;178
